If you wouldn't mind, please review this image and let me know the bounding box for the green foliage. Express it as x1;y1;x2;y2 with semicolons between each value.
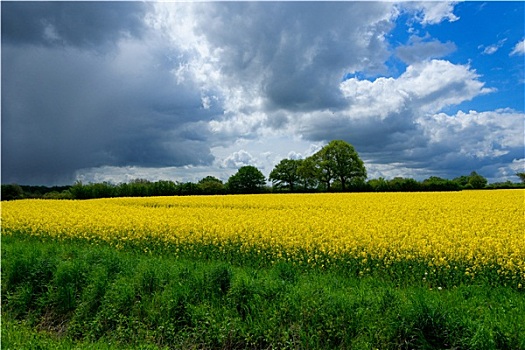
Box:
323;140;367;190
226;165;267;194
453;171;488;189
421;176;461;191
148;180;179;196
269;140;368;192
368;177;390;191
1;183;24;200
2;317;142;350
387;177;421;191
516;172;525;184
1;184;72;200
43;190;73;199
367;177;422;192
269;158;302;191
206;264;233;297
69;181;97;199
296;140;367;191
69;179;181;199
486;180;525;189
198;176;225;195
3;234;525;349
468;171;487;189
296;157;320;190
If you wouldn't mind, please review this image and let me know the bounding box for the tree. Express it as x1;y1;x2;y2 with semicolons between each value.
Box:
198;176;225;195
296;158;319;191
467;171;487;189
421;176;460;191
69;181;93;199
150;180;178;196
91;182;116;198
128;178;151;197
179;182;198;196
368;177;389;192
308;140;366;191
453;171;487;189
517;172;525;183
1;184;24;200
269;159;301;191
452;175;470;188
226;165;266;194
387;177;420;192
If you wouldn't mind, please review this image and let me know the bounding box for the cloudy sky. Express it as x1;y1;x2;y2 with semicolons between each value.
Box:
2;1;524;186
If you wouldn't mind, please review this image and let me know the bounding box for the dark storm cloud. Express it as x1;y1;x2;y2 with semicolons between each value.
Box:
1;3;218;185
298;108;428;164
2;1;149;49
2;2;522;185
191;2;394;112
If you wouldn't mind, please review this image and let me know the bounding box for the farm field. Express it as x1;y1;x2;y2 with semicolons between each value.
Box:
2;190;525;349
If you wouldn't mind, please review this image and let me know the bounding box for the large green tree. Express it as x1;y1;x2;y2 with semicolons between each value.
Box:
269;159;302;191
308;140;366;191
467;171;487;189
198;176;225;195
226;165;266;194
296;157;320;190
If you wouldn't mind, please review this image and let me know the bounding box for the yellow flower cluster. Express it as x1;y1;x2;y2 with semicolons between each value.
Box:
2;190;524;285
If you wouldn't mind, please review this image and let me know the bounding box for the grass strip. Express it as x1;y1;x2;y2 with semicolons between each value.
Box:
2;233;524;349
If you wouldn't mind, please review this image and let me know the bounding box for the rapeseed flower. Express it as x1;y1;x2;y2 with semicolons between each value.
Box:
2;190;524;286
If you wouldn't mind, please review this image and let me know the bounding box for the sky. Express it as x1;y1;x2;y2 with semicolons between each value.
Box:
2;1;524;186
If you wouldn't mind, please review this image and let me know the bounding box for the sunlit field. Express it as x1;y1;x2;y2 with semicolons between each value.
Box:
3;190;524;288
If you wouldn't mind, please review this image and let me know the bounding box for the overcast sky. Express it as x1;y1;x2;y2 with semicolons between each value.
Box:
2;1;524;186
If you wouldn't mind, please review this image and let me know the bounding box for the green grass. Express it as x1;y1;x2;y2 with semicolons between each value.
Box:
1;317;161;350
2;233;525;349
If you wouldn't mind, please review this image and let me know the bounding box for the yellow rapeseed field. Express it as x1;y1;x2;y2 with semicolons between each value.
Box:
2;190;524;286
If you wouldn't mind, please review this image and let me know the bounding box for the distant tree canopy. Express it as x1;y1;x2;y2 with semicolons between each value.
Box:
269;159;302;191
310;140;367;191
226;165;266;194
271;140;367;192
1;184;24;201
198;176;225;195
421;176;461;191
452;171;488;189
3;140;524;201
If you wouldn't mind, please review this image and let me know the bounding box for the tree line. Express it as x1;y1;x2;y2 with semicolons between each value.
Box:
2;140;524;200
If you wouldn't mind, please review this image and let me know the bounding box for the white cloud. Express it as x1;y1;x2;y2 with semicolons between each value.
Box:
483;46;498;55
510;39;525;56
296;59;522;181
506;158;525;179
419;109;524;159
400;2;459;25
222;150;257;169
364;162;434;181
339;60;493;118
288;151;303;160
76;165;234;184
481;38;507;55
